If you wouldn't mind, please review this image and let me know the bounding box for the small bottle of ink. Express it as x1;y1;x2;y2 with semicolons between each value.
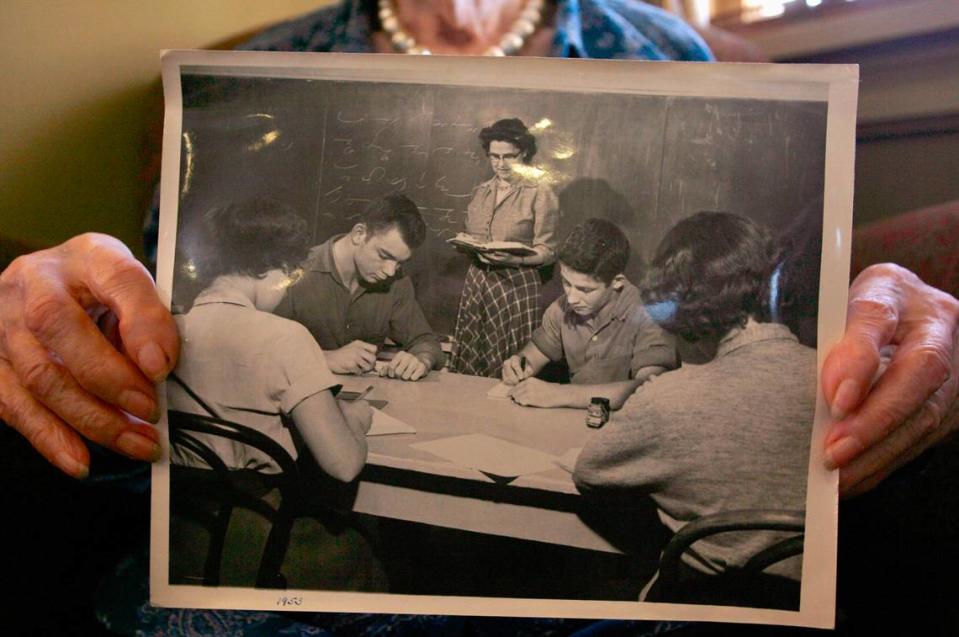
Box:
586;397;610;428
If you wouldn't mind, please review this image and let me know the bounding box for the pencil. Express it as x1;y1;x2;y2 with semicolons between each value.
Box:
355;384;374;401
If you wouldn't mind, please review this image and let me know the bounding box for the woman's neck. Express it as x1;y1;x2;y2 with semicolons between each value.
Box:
372;0;556;56
207;275;256;303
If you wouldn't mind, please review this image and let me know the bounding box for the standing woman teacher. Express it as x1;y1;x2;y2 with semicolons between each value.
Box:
449;118;560;377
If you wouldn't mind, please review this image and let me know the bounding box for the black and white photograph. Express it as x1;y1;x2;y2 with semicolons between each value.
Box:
151;50;856;628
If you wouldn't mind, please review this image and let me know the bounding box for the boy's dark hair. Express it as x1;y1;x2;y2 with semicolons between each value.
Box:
360;194;426;249
478;118;537;164
642;211;779;342
192;197;310;289
558;218;630;284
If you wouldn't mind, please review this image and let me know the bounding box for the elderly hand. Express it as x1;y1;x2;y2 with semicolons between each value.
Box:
823;264;959;498
0;234;179;479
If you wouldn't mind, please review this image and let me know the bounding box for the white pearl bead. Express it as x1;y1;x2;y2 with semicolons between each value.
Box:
409;46;432;55
521;8;541;23
378;7;392;22
485;46;506;56
499;33;524;55
381;16;399;33
513;18;535;37
391;32;413;51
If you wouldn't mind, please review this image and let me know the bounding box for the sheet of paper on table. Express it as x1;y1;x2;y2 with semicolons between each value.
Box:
555;447;582;473
486;382;512;400
412;433;559;477
337;376;375;394
367;407;416;436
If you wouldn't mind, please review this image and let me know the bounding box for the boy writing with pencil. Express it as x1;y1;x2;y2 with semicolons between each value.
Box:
502;218;677;409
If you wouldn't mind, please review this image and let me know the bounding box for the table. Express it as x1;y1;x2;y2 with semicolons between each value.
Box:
338;371;625;553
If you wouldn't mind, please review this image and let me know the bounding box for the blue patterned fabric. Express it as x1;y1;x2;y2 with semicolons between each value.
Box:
236;0;712;59
99;547;688;637
142;0;711;267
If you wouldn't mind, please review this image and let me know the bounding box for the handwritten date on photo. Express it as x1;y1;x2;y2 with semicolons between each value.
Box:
277;596;304;607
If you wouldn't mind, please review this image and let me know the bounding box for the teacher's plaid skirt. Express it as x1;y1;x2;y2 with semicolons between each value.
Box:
449;263;541;378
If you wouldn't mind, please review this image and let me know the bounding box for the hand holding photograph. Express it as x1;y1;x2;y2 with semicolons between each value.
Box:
151;50;857;630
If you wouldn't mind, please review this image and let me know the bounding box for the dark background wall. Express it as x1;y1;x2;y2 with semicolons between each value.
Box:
173;75;827;337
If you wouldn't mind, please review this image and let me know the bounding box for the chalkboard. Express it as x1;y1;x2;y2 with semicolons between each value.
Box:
174;75;826;339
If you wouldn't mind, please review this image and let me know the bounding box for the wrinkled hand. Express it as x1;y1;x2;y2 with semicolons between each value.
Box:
501;355;534;386
380;351;428;381
509;378;567;408
339;399;373;434
0;234;179;479
327;340;377;374
823;264;959;498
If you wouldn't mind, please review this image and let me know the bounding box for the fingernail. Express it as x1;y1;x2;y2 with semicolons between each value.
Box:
138;342;170;382
55;452;89;480
117;431;162;462
824;437;863;471
830;379;860;421
119;390;159;423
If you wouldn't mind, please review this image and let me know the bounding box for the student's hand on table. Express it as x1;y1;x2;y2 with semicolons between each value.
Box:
0;234;179;479
502;355;534;386
326;340;377;374
380;351;428;381
339;398;373;434
823;264;959;498
509;378;567;408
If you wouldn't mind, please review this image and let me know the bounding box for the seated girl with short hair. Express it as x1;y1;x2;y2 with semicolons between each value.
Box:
574;211;814;593
170;197;370;480
168;197;383;590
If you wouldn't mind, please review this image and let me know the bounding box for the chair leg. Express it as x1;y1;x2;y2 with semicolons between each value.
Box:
638;569;660;601
203;504;233;586
255;507;293;589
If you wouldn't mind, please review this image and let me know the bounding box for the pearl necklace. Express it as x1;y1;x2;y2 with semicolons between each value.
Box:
377;0;545;56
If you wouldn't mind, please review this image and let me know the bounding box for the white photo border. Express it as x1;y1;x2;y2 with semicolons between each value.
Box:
152;49;857;629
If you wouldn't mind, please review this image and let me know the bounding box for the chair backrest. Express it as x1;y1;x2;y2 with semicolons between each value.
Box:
652;509;805;609
851;198;959;299
169;410;300;479
167;409;304;588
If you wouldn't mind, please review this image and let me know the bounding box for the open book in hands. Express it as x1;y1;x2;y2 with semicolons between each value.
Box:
447;233;537;256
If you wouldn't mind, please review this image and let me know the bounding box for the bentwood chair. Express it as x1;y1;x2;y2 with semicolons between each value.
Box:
168;409;304;589
645;509;806;610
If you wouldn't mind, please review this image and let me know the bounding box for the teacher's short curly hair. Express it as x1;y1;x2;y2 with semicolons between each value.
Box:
191;197;310;289
641;211;780;342
479;118;537;163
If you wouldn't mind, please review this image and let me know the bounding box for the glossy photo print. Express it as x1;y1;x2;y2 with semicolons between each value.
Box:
151;50;857;629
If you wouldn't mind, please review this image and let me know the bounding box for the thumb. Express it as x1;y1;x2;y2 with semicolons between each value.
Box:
822;280;900;423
